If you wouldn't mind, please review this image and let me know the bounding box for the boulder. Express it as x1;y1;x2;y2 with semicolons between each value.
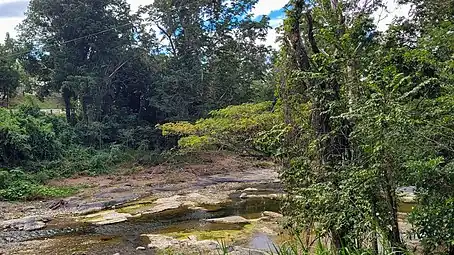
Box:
143;234;180;250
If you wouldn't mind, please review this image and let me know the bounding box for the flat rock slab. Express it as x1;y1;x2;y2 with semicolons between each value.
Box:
74;195;139;215
82;211;132;225
229;247;268;255
143;234;220;252
204;216;250;224
22;221;47;231
130;193;224;216
1;215;52;231
261;211;283;219
240;193;282;199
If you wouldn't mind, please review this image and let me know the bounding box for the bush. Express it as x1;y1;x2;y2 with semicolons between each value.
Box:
39;145;135;177
0;169;77;201
158;102;283;155
0;107;61;166
408;159;454;253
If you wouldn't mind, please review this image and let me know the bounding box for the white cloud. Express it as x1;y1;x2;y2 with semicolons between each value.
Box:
266;18;284;49
251;0;286;49
265;28;280;50
0;17;22;39
0;0;19;3
129;0;153;12
269;17;283;28
0;0;155;39
374;0;412;31
252;0;287;16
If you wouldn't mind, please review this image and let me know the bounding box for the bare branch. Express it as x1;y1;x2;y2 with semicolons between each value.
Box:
155;23;177;56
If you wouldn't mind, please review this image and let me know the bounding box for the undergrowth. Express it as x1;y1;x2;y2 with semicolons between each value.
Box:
0;148;175;201
0;102;180;201
0;169;79;200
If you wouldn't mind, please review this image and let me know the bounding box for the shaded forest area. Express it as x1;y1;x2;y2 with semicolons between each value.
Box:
1;0;454;254
0;0;274;199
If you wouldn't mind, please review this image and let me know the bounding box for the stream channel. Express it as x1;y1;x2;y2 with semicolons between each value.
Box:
1;184;285;255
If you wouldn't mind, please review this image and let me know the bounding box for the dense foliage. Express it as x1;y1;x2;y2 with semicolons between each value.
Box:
274;0;454;254
0;0;273;200
0;33;21;106
0;0;453;254
18;0;272;123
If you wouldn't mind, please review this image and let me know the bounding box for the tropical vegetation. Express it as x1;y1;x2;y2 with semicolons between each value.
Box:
0;0;453;253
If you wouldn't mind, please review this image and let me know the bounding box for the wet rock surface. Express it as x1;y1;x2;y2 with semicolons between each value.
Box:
204;216;250;224
143;234;271;255
82;211;133;225
229;246;269;255
144;234;181;250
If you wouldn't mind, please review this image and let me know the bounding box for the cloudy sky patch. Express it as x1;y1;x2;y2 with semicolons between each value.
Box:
0;0;28;18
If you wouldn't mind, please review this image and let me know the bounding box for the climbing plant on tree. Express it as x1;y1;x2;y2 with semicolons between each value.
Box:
277;0;412;251
278;0;454;253
0;33;21;106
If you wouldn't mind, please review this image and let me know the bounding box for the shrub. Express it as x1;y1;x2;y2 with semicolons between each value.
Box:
0;169;77;201
158;102;283;155
0;107;61;166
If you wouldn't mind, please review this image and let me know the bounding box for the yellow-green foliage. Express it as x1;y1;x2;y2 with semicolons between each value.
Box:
160;121;197;136
178;135;212;150
158;102;283;154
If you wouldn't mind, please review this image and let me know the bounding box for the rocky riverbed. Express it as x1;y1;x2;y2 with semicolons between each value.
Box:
0;153;286;255
0;153;418;255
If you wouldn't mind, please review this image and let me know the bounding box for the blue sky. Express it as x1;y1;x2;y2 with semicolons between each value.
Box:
0;0;287;48
0;0;411;49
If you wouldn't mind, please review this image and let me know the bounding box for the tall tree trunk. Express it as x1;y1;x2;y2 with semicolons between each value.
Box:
62;87;72;123
383;166;402;249
371;198;379;254
81;95;89;122
448;245;454;255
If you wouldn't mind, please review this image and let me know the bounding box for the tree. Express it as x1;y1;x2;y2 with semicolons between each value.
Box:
278;0;395;250
141;0;271;120
277;0;454;252
0;33;21;107
19;0;134;122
